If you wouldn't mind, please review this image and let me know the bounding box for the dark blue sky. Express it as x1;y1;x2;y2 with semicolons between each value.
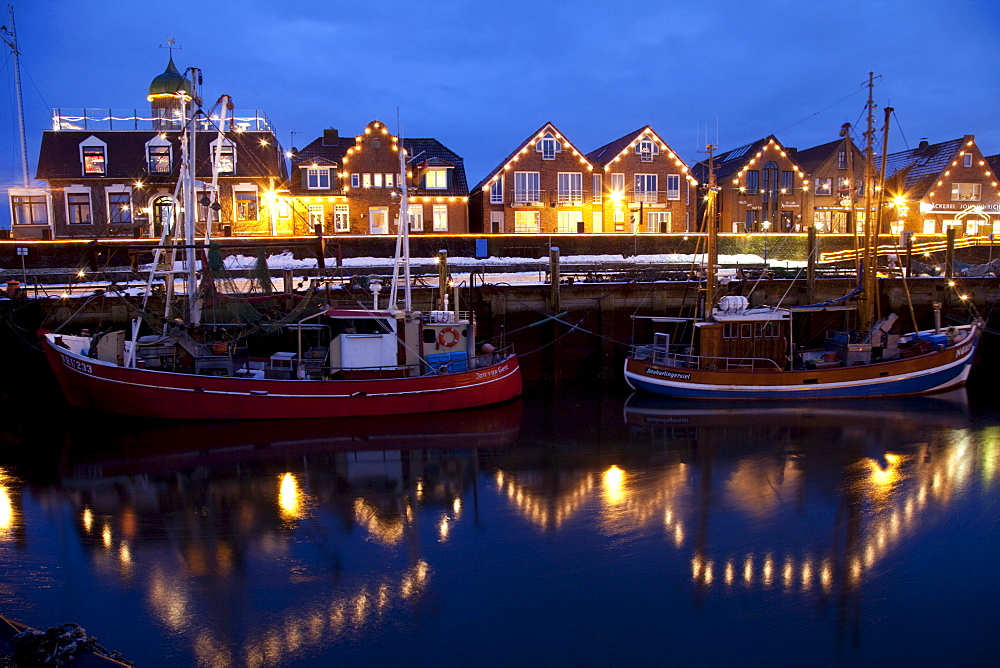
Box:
3;0;998;228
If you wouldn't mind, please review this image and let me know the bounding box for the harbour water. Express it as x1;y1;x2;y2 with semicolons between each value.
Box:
2;376;999;666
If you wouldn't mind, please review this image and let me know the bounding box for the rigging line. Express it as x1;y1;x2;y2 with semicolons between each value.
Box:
773;85;867;136
890;109;910;149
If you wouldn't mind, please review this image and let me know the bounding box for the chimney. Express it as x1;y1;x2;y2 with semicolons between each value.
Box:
323;128;339;146
918;138;929;151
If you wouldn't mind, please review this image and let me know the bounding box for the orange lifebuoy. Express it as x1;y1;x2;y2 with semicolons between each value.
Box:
438;327;460;348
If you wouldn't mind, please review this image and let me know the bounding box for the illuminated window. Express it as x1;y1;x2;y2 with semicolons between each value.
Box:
425;170;447;189
66;191;92;225
951;182;981;201
408;204;423;231
611;173;625;198
514;210;540;233
235;190;258;221
557;210;582;233
374;173;383;188
647;211;670;233
432;204;448;231
666;174;680;201
308;204;323;229
837;177;851;194
211;141;235;174
490;177;503;204
334;204;350;232
82;146;106;175
107;188;132;225
536;133;562;160
385;173;394;188
591;174;602;203
635;138;659;162
813;210;833;232
362;173;372;188
514;172;540;202
307;168;330;189
147;144;171;174
351;174;360;188
814;178;833;196
634;174;657;203
964;153;973;168
557;172;582;202
277;201;291;219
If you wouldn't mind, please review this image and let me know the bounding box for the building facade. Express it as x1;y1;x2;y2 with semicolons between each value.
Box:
287;121;469;235
793;135;867;234
585;126;697;233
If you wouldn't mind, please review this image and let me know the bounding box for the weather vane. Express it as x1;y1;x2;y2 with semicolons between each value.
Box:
160;38;181;57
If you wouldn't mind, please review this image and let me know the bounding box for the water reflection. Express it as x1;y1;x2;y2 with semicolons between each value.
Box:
1;387;997;665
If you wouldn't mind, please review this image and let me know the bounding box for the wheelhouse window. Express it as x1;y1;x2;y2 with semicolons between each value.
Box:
536;134;562;160
82;146;106;175
306;168;330;189
66;191;92;225
235;190;258;221
951;182;981;201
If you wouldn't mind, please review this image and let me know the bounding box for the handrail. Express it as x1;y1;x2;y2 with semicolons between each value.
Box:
629;345;783;371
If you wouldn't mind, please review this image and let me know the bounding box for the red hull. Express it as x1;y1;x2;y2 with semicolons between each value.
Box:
42;334;522;420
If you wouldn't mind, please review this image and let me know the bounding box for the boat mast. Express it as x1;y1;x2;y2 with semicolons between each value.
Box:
701;143;719;319
1;4;29;186
859;72;879;332
389;119;412;312
183;69;200;325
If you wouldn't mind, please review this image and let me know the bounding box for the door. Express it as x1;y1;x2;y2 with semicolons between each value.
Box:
369;207;389;235
490;211;503;234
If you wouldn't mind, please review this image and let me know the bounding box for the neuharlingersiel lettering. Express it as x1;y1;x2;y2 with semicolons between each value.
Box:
644;367;691;380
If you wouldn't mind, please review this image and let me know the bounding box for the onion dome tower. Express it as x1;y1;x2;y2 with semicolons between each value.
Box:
147;55;192;130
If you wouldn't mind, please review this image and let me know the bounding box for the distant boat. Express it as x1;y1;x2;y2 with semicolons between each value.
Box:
624;74;983;401
41;72;521;420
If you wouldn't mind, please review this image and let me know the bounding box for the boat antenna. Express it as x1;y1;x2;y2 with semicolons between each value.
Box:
1;4;29;186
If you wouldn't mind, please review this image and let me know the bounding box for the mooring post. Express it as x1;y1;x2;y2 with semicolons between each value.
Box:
437;249;448;310
549;246;560;313
945;227;955;279
807;226;817;303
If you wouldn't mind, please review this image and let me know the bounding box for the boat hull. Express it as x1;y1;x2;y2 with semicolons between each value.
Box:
624;323;982;400
42;334;522;420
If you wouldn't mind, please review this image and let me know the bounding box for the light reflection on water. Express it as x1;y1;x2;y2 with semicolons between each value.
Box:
1;389;999;665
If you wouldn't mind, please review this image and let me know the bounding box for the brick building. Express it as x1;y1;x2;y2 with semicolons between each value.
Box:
585;126;697;233
468;122;598;234
9;56;286;240
793;134;867;234
287;121;469;235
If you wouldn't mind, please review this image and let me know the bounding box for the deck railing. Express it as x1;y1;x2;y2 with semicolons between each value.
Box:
629;344;782;371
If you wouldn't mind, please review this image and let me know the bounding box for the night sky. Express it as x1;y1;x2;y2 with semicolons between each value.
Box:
2;0;998;228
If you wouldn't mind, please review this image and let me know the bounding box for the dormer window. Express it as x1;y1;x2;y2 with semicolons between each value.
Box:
211;138;236;174
306;167;331;189
80;137;107;176
425;169;447;189
636;138;659;162
146;135;172;174
536;133;562;160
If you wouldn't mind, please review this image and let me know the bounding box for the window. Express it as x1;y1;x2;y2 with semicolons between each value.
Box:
647;211;670;233
362;173;372;188
212;141;235;174
781;171;794;193
814;178;833;195
490;177;503;204
373;173;383;188
557;172;582;202
636;138;659;162
425;170;447;189
837;177;851;195
611;173;625;198
557;210;582;233
351;173;360;188
66;191;92;225
634;174;657;203
514;172;540;202
666;174;680;201
745;170;760;194
307;168;330;189
745;210;759;231
147;144;171;174
235;190;258;221
277;200;291;219
308;205;324;229
408;204;423;231
107;189;132;225
951;182;981;201
334;205;350;232
838;150;847;169
432;204;448;231
514;211;540;233
964;153;973;168
196;190;218;222
385;173;394;188
813;210;833;232
592;174;602;203
923;219;937;234
536;133;562;160
11;193;48;225
82;146;106;175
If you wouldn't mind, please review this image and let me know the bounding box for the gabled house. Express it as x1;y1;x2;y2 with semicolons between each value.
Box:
287;121;469;235
10;56;287;240
585;126;697;233
883;135;1000;237
692;136;807;233
469;122;596;234
793;134;866;234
